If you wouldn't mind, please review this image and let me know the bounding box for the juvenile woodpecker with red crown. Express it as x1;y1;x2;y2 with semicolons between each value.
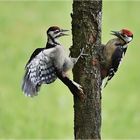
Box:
22;26;85;100
100;29;133;87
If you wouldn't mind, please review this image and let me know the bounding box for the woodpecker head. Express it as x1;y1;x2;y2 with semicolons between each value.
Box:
47;26;68;39
111;29;133;44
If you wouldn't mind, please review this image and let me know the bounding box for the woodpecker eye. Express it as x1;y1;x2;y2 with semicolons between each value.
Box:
121;33;127;38
54;30;60;34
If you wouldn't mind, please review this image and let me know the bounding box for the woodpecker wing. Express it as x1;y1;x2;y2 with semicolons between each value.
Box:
104;47;127;87
22;48;57;97
25;48;44;67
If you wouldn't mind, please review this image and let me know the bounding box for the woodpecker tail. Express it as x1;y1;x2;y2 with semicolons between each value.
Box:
22;71;40;97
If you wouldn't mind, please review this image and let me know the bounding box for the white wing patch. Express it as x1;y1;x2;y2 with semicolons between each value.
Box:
22;51;57;97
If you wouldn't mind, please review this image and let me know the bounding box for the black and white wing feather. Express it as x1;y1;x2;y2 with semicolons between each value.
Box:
103;47;127;87
22;48;57;97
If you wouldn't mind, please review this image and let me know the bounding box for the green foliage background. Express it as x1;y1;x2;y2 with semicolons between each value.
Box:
0;0;139;139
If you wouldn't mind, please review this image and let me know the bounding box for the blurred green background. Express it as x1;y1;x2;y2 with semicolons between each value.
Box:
0;0;139;139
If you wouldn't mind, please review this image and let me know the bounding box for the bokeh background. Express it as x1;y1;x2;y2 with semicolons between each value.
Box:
0;0;139;139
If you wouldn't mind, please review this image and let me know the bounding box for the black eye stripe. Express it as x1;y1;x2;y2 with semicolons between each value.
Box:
122;34;127;37
122;34;133;38
54;30;60;34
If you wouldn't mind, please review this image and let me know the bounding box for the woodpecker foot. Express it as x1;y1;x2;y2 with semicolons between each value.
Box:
71;81;86;102
79;47;89;59
75;47;88;62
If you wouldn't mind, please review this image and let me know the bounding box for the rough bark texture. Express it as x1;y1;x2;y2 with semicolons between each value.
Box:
70;0;102;139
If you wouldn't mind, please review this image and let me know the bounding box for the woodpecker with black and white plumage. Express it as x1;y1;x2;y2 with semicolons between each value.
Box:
22;26;85;100
100;29;133;87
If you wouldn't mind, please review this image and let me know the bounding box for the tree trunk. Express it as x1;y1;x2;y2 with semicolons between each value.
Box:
70;0;102;139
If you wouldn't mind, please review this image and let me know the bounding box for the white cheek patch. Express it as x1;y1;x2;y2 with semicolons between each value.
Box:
126;36;132;42
49;31;60;38
49;31;54;36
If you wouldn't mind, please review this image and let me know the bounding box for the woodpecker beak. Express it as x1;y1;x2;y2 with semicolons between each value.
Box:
111;31;121;38
60;29;69;36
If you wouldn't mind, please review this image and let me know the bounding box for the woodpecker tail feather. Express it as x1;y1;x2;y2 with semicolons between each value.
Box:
22;71;40;97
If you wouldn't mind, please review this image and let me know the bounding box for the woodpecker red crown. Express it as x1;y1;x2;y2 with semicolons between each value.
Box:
121;29;133;37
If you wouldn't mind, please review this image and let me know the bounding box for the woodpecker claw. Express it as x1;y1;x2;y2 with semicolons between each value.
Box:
77;88;86;102
78;47;88;59
72;81;86;102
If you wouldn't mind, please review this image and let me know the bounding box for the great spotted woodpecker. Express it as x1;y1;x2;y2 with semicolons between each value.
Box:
22;26;85;100
100;29;133;87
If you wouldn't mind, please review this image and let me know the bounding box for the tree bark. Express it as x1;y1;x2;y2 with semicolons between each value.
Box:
70;0;102;139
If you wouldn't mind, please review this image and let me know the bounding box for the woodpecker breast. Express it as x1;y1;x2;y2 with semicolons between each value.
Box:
103;39;118;67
